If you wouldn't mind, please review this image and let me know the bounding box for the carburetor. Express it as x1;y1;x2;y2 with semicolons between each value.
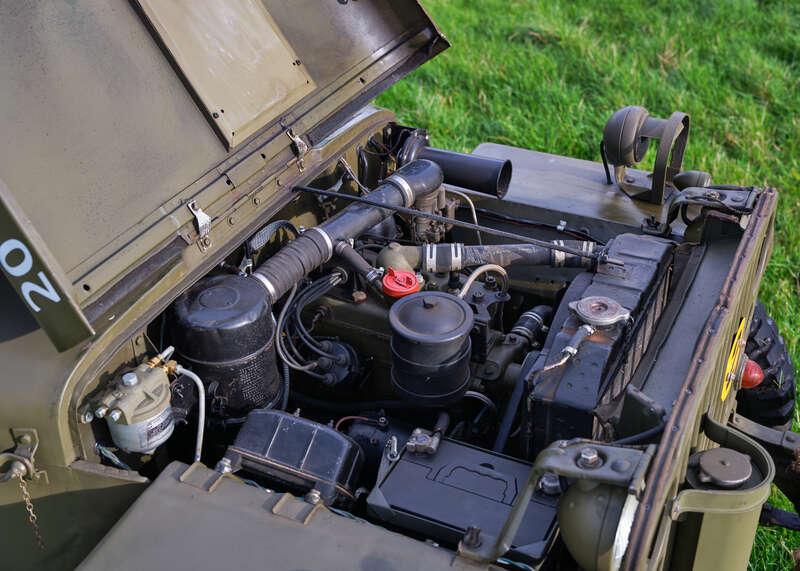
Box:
90;347;176;454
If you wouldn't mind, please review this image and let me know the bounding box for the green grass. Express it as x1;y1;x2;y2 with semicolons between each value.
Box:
378;1;800;568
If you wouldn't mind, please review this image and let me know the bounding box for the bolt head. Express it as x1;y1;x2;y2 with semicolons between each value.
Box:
108;409;123;422
94;405;109;419
81;410;94;424
463;526;482;548
538;472;562;496
577;447;602;468
414;433;432;446
305;489;322;505
216;458;233;474
121;372;139;387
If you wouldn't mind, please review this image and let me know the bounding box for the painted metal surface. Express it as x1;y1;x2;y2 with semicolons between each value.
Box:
622;190;777;570
0;1;446;351
136;0;315;149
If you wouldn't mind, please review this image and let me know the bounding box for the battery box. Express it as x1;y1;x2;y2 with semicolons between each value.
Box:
367;438;558;562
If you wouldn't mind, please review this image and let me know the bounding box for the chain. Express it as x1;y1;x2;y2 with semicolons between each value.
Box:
17;474;44;550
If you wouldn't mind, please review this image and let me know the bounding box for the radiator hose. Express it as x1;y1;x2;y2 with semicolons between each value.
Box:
250;159;443;302
376;241;596;273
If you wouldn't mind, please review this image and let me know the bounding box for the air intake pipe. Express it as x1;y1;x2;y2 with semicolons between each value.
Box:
397;129;512;198
377;241;596;273
416;147;512;199
251;159;443;303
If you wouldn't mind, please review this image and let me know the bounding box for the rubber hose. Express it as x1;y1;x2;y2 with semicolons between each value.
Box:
251;159;443;302
492;305;553;453
377;241;596;273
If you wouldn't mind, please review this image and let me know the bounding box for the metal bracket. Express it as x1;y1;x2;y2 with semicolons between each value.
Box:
187;200;212;252
0;428;47;484
271;492;322;525
178;461;226;493
670;415;774;519
457;438;654;563
761;503;800;531
730;413;800;512
672;187;757;220
286;129;308;173
643;186;758;237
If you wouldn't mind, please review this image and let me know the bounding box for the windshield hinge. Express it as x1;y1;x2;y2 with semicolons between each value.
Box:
187;200;212;252
286;129;309;173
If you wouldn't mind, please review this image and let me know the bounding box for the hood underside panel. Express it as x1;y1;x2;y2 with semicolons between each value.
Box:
0;1;446;349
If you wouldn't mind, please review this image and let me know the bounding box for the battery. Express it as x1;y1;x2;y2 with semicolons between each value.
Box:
367;438;558;562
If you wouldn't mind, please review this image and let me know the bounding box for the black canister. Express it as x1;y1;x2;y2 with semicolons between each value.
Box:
171;274;280;417
389;291;474;406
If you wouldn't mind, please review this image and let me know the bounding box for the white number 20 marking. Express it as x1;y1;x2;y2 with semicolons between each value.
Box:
0;238;61;312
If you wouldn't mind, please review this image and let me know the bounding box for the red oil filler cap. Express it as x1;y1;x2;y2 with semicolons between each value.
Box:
382;268;420;298
741;358;765;389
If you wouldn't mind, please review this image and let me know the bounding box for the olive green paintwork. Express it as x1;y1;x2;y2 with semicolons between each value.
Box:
0;3;447;566
0;104;398;570
77;462;498;571
623;190;779;570
0;0;447;350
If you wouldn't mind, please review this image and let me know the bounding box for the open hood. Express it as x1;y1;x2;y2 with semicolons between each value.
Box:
0;0;447;350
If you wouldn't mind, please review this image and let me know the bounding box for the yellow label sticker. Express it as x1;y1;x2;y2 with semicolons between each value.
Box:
721;317;747;401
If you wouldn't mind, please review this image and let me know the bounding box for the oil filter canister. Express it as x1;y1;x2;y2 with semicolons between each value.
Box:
171;274;280;417
389;291;474;406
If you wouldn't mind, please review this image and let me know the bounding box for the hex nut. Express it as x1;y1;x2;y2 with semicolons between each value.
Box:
577;447;602;469
538;472;562;496
462;526;482;548
216;458;233;474
305;489;322;505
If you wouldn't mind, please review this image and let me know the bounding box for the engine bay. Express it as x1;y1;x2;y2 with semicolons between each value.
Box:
78;124;693;567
